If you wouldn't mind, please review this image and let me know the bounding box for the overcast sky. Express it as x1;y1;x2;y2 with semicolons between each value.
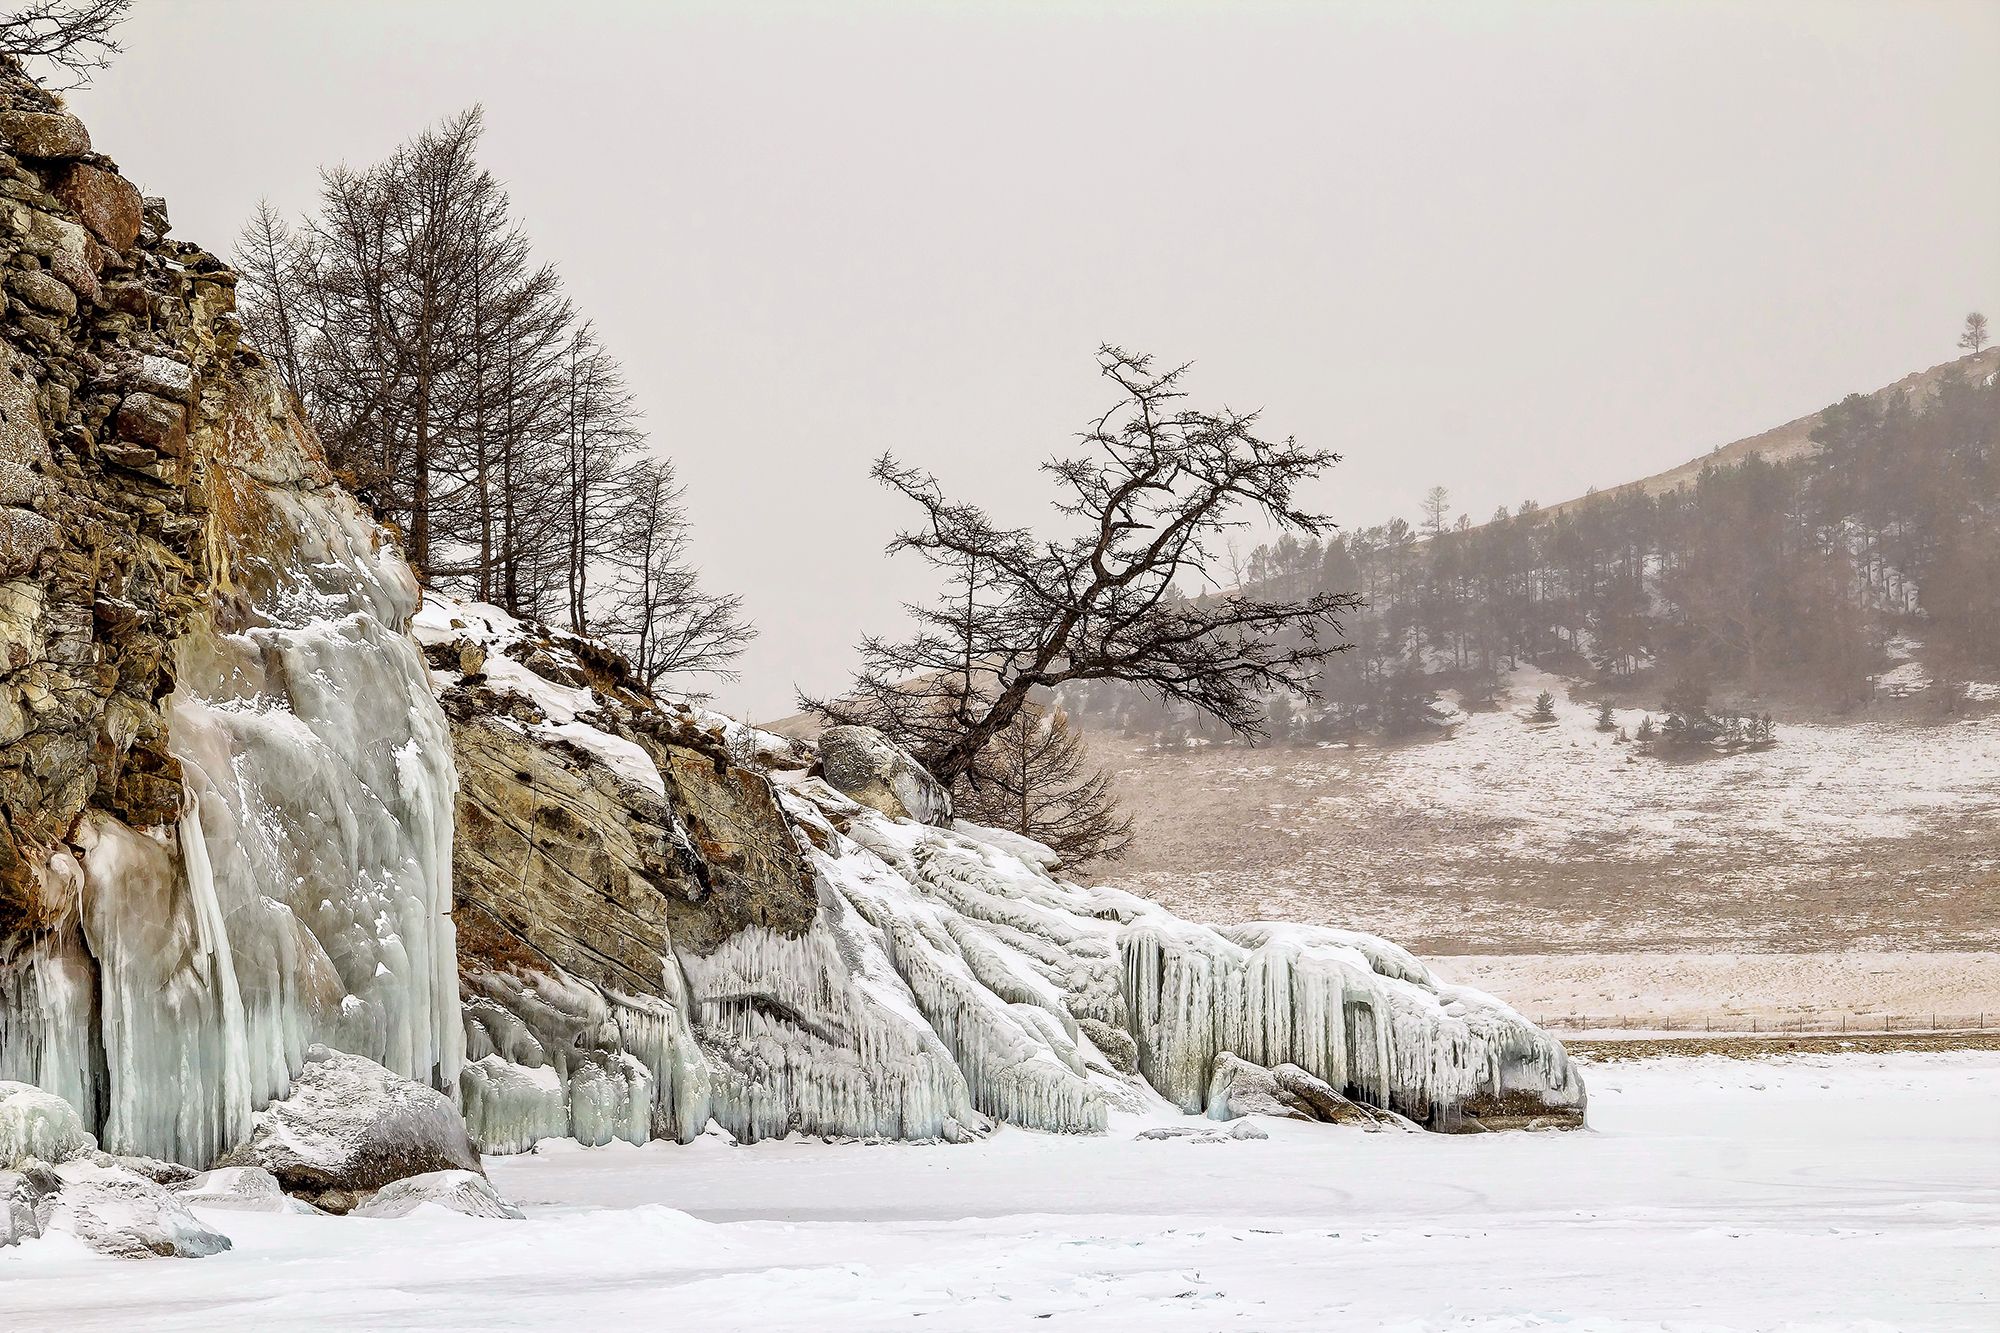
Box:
72;0;2000;720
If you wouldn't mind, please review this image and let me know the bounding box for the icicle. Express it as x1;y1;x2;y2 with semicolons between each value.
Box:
458;969;710;1153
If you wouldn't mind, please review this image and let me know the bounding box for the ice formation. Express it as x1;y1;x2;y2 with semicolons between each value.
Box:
461;969;709;1152
461;768;1584;1144
0;459;462;1168
0;1078;93;1165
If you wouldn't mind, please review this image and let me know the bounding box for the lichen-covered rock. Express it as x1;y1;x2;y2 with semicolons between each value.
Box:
350;1169;523;1220
0;109;89;159
55;162;143;251
818;724;951;825
0;1079;92;1165
0;58;223;947
216;1047;481;1209
8;269;76;317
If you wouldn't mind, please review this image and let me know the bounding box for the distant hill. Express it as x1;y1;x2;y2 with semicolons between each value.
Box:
1534;347;1999;522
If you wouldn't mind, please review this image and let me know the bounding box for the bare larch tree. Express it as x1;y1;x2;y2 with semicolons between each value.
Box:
235;108;753;690
951;703;1133;868
804;345;1361;786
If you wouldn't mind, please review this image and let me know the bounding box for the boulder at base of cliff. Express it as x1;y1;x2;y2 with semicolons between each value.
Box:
1;1164;52;1247
1205;1053;1407;1130
349;1169;523;1220
0;1080;95;1166
171;1166;320;1215
817;724;951;824
3;1159;232;1258
216;1046;482;1212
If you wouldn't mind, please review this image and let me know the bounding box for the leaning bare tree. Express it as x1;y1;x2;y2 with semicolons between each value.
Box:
0;0;131;87
952;704;1133;868
803;345;1361;786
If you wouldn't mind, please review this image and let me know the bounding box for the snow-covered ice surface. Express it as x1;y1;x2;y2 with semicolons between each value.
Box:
1428;951;2000;1030
4;1051;1993;1331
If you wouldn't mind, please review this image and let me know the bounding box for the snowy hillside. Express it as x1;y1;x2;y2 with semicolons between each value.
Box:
1101;664;2000;957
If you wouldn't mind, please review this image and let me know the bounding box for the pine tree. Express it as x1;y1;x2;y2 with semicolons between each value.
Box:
1267;691;1297;744
1529;690;1556;724
1595;698;1615;731
1659;675;1720;751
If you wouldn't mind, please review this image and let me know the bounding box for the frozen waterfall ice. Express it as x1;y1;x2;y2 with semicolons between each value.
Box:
1;480;462;1168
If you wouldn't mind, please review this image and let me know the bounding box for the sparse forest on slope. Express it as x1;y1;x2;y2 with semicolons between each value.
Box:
235;111;752;693
1065;346;2000;743
1069;348;2000;967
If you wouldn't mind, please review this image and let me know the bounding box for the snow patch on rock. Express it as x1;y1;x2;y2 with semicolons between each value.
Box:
349;1169;522;1220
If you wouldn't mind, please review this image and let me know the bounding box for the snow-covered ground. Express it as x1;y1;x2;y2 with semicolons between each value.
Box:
1099;667;2000;955
5;1051;1995;1331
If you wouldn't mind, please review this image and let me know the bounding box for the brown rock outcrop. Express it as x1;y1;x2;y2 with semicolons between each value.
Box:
54;162;141;252
0;109;88;160
0;58;233;931
436;621;816;990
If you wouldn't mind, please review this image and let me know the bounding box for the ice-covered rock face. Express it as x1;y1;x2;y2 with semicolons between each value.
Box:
0;65;460;1170
428;596;1585;1149
0;364;462;1171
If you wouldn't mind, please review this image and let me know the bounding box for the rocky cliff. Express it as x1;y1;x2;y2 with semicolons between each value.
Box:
419;595;1585;1148
0;59;460;1168
0;64;1582;1175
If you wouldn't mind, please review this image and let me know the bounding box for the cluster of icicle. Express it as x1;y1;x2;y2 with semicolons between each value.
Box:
440;630;1583;1146
0;479;461;1168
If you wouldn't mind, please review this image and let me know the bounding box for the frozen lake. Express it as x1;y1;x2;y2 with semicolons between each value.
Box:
4;1051;1995;1331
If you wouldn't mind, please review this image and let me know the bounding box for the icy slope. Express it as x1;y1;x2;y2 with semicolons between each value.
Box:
421;597;1583;1146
